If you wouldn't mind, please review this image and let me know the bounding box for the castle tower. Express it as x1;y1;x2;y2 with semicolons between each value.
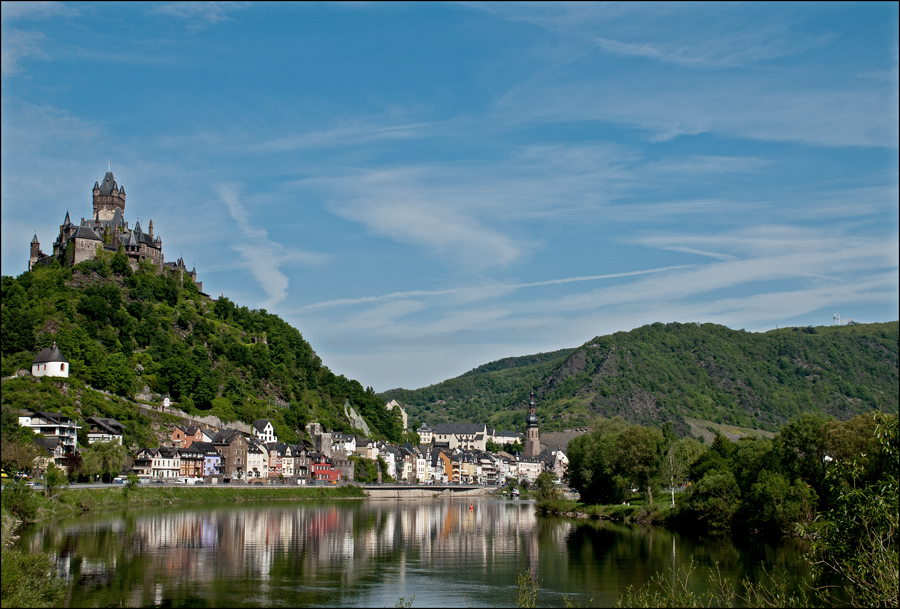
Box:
29;235;41;271
524;389;541;458
92;169;126;222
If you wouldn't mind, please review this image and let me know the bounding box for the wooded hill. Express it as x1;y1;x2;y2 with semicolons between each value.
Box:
1;253;404;448
380;321;899;437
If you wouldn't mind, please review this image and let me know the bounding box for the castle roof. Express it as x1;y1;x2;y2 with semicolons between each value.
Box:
31;234;39;244
33;342;68;364
98;171;118;195
73;225;101;240
63;211;71;226
123;230;140;248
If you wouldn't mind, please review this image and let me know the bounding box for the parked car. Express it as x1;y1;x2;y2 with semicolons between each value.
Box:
113;477;126;484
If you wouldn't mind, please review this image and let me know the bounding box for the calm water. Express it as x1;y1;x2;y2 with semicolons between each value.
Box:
17;497;813;607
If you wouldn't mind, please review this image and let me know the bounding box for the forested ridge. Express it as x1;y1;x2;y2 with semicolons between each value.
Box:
381;321;898;436
1;254;403;447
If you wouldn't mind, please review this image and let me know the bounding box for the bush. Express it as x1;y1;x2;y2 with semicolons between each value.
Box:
0;480;38;521
1;544;66;608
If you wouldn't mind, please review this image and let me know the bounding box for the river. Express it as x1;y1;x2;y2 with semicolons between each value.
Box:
16;497;813;607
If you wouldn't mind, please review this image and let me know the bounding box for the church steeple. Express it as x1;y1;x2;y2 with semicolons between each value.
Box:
524;389;541;457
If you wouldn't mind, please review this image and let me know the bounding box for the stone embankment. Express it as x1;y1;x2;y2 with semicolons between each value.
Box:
365;486;490;499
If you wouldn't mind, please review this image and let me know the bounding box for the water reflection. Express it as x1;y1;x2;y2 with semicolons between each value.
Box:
19;498;811;607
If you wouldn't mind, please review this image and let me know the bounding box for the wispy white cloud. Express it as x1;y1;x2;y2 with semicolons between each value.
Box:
149;2;251;28
0;1;77;21
295;265;693;313
1;28;47;75
218;184;326;309
1;2;78;76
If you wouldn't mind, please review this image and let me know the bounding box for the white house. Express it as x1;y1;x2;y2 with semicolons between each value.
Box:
31;342;69;378
378;443;398;480
516;457;543;483
19;410;80;451
246;439;269;480
432;423;488;451
85;417;125;445
252;419;277;444
417;422;434;445
332;432;356;455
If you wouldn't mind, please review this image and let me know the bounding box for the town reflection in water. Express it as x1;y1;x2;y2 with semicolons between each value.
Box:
21;498;810;608
24;499;567;607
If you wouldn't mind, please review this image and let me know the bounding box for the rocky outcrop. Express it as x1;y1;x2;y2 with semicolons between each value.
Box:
344;400;372;436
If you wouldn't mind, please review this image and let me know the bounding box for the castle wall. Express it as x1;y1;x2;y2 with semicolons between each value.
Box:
74;239;101;265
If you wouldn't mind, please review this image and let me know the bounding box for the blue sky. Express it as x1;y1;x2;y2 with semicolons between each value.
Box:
2;2;898;391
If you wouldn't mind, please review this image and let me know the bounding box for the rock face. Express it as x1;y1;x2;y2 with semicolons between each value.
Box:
344;400;372;436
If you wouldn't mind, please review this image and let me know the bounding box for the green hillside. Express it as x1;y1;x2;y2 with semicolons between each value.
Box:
1;255;404;446
381;321;898;437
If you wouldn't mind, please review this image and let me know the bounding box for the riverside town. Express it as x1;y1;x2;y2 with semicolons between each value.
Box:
2;4;897;609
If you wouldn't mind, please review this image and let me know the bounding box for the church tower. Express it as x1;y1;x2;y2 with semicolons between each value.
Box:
524;389;541;457
92;168;126;222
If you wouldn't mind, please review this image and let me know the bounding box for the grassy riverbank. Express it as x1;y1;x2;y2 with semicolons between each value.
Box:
536;497;674;525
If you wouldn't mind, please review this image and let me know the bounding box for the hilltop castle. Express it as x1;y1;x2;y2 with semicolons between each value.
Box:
28;167;201;290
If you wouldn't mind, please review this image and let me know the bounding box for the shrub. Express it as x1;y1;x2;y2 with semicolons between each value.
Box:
1;480;38;521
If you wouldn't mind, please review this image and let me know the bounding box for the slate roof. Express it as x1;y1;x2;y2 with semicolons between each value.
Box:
433;423;486;435
253;419;271;433
212;429;244;444
34;436;62;454
98;171;118;195
85;417;125;435
33;343;68;364
123;230;140;247
177;444;203;457
73;225;101;240
191;441;220;456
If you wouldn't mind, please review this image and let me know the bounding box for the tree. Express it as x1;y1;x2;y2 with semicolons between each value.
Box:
566;416;631;505
686;469;742;531
110;244;132;276
63;451;83;482
533;471;560;505
0;437;39;475
81;441;127;483
43;462;68;499
802;413;898;607
662;436;705;507
617;425;665;505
